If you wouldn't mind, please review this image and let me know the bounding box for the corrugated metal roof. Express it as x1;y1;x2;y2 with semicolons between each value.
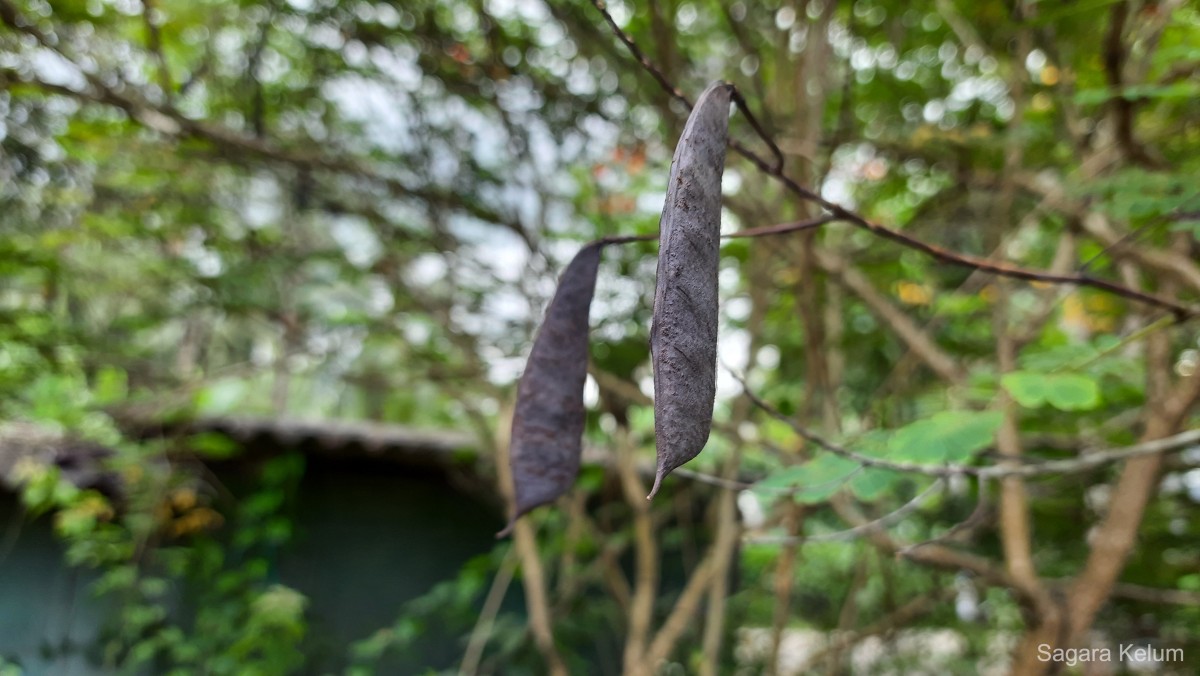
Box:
154;415;479;466
1;416;479;492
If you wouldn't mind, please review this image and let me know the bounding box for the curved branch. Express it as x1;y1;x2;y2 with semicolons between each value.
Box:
744;479;946;545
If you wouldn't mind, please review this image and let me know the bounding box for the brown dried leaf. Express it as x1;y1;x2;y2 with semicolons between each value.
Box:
499;242;604;536
649;81;731;498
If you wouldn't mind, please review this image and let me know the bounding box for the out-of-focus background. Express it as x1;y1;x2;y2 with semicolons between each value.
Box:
1;0;1199;673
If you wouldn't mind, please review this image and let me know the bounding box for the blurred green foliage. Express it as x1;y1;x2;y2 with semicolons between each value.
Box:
1;0;1198;672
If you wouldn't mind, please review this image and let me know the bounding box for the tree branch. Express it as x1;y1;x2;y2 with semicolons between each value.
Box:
493;405;568;676
460;549;518;676
815;250;966;383
643;551;717;667
616;427;658;676
1065;319;1200;646
1109;582;1200;607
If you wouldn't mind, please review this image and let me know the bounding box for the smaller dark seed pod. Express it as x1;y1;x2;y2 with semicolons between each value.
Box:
499;242;604;537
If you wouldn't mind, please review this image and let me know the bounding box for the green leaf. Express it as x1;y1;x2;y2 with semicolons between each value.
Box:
188;432;239;459
1170;217;1200;238
1001;372;1052;408
194;379;247;415
1073;81;1200;105
1002;371;1101;411
848;468;902;502
754;453;860;505
1045;374;1102;410
93;366;128;404
888;411;1004;464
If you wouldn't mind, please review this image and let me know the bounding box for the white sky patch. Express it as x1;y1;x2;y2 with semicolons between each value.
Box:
330;214;382;268
757;344;780;370
776;6;797;30
722;168;743;195
719;206;741;235
639;374;654;399
251;334;278;366
28;49;88;91
406;253;448;286
948;76;1008;110
482;287;530;327
718;265;740;294
484;0;549;24
1025;49;1048;75
479;181;541;233
724;295;751;322
240;175;283;228
322;76;415;153
1183;468;1200;503
180;228;224;278
583;374;599;407
637;191;667;215
821;172;853;208
400;317;431;345
363;276;395;316
497;77;545;114
427;141;462;184
716;326;751;400
593;268;647;338
486;354;526;385
373;44;423;90
567;64;598;98
471;238;530;284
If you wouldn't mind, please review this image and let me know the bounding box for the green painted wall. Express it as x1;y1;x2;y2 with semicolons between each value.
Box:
0;458;504;674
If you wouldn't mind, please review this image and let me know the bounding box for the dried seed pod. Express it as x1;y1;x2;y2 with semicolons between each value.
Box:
649;81;731;498
499;242;604;536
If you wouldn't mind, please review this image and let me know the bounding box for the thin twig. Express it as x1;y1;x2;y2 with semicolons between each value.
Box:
669;467;751;491
724;215;838;239
738;376;970;477
829;494;1022;596
745;479;945;545
982;428;1200;478
596;215;837;249
766;503;803;675
1109;582;1200;606
590;0;691;108
459;548;518;676
643;552;717;665
595;233;659;246
699;448;744;676
729;87;784;172
899;476;992;554
616;427;658;675
141;0;173;96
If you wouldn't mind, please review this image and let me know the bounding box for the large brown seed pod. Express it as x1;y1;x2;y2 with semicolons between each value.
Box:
499;242;604;536
649;81;731;498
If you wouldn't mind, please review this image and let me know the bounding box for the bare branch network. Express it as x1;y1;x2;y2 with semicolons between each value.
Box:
581;0;1200;549
580;0;1200;561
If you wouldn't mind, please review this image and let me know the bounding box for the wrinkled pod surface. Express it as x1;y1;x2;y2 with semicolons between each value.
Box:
649;81;731;498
